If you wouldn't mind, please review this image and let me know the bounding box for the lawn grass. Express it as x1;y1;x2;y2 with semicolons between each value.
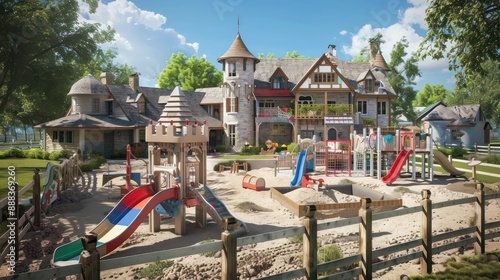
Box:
0;158;58;200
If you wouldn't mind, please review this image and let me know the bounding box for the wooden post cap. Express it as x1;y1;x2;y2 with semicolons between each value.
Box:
421;189;431;199
476;183;484;191
305;205;316;218
224;217;236;231
361;198;372;208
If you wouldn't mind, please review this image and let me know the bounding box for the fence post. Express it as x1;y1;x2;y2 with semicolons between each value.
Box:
474;182;485;255
359;198;372;279
420;190;432;274
221;217;237;280
79;233;100;280
303;205;317;280
33;168;41;227
475;143;478;158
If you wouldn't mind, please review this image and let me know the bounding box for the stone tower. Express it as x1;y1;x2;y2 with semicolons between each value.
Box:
217;32;259;151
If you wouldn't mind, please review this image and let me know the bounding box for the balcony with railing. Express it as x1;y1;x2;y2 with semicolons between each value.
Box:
255;107;292;123
297;104;353;119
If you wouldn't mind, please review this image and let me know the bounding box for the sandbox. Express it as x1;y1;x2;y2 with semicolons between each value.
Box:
270;184;402;219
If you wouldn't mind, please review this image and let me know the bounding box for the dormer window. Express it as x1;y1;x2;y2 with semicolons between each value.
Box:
365;78;374;92
228;62;237;77
273;77;285;89
138;100;146;114
270;67;289;89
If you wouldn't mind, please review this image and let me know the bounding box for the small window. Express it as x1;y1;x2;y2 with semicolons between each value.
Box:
92;98;100;113
58;131;65;143
300;130;314;139
272;124;286;135
273;77;285;89
52;131;58;141
138;101;146;114
365;79;374;92
298;96;313;105
66;131;73;144
451;129;463;140
377;101;386;115
228;62;236;77
228;125;236;146
105;100;114;116
357;101;367;114
313;73;335;84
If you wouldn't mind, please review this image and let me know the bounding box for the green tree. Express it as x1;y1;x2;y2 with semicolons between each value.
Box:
81;48;136;84
420;0;500;76
388;37;421;124
0;0;113;125
157;53;223;91
413;83;452;107
350;53;369;63
449;60;500;125
258;52;275;58
284;50;305;59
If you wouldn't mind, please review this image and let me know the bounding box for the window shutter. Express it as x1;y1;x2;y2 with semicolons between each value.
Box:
226;98;230;112
234;97;238;112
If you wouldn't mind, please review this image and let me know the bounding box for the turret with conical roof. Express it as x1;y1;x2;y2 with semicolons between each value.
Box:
218;31;258;152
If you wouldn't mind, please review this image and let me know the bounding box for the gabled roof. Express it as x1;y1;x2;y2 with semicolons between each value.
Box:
269;67;289;83
416;101;445;121
254;58;317;90
217;33;259;63
291;54;356;93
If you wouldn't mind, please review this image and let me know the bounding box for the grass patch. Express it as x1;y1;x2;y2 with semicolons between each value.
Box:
288;234;303;244
137;260;174;279
235;201;272;212
339;178;354;184
0;158;58;199
410;251;500;279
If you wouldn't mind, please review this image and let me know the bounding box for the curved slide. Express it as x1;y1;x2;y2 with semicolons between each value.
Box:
433;150;465;176
290;150;307;187
52;184;179;266
188;186;247;237
382;149;413;185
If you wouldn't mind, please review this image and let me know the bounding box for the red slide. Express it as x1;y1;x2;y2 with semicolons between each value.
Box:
382;149;413;185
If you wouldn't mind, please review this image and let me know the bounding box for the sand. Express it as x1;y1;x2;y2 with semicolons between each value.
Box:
2;158;500;279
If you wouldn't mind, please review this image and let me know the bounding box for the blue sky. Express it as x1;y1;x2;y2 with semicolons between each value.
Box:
79;0;454;90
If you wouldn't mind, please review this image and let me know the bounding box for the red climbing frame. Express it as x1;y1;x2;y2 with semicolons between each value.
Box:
326;140;352;177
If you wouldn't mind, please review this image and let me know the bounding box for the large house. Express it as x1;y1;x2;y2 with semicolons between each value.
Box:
416;101;491;149
37;32;397;155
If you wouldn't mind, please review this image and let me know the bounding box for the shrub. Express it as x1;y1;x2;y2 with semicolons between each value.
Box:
241;146;261;155
137;261;174;279
42;151;51;160
481;154;500;164
49;151;63;161
287;142;298;153
215;145;228;153
6;148;24;158
318;244;343;275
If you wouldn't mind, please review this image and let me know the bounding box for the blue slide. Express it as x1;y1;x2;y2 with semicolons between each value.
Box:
290;151;307;187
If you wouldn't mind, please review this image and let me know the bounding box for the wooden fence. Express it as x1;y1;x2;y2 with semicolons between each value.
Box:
0;154;82;266
473;144;500;157
2;182;499;279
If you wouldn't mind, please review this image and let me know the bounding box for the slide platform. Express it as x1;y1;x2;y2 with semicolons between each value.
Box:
290;150;307;187
188;186;247;236
382;149;413;185
433;150;465;176
52;184;179;266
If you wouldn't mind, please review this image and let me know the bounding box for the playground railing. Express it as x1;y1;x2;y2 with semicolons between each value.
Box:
0;153;81;266
3;184;499;279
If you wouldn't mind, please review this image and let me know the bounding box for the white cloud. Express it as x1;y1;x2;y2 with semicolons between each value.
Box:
78;0;199;87
341;0;453;89
339;30;347;36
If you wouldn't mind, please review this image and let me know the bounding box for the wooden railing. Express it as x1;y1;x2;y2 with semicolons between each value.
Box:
0;154;82;266
3;182;499;279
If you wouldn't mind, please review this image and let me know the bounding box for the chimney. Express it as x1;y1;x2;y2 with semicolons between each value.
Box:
328;44;336;57
100;72;114;84
129;73;139;91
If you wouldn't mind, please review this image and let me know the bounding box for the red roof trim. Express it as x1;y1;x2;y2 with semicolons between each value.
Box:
254;89;293;97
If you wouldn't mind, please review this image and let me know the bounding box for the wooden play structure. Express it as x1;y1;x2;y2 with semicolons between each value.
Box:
242;175;265;191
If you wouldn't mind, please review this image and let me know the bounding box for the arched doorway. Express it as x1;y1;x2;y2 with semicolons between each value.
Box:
327;128;337;140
